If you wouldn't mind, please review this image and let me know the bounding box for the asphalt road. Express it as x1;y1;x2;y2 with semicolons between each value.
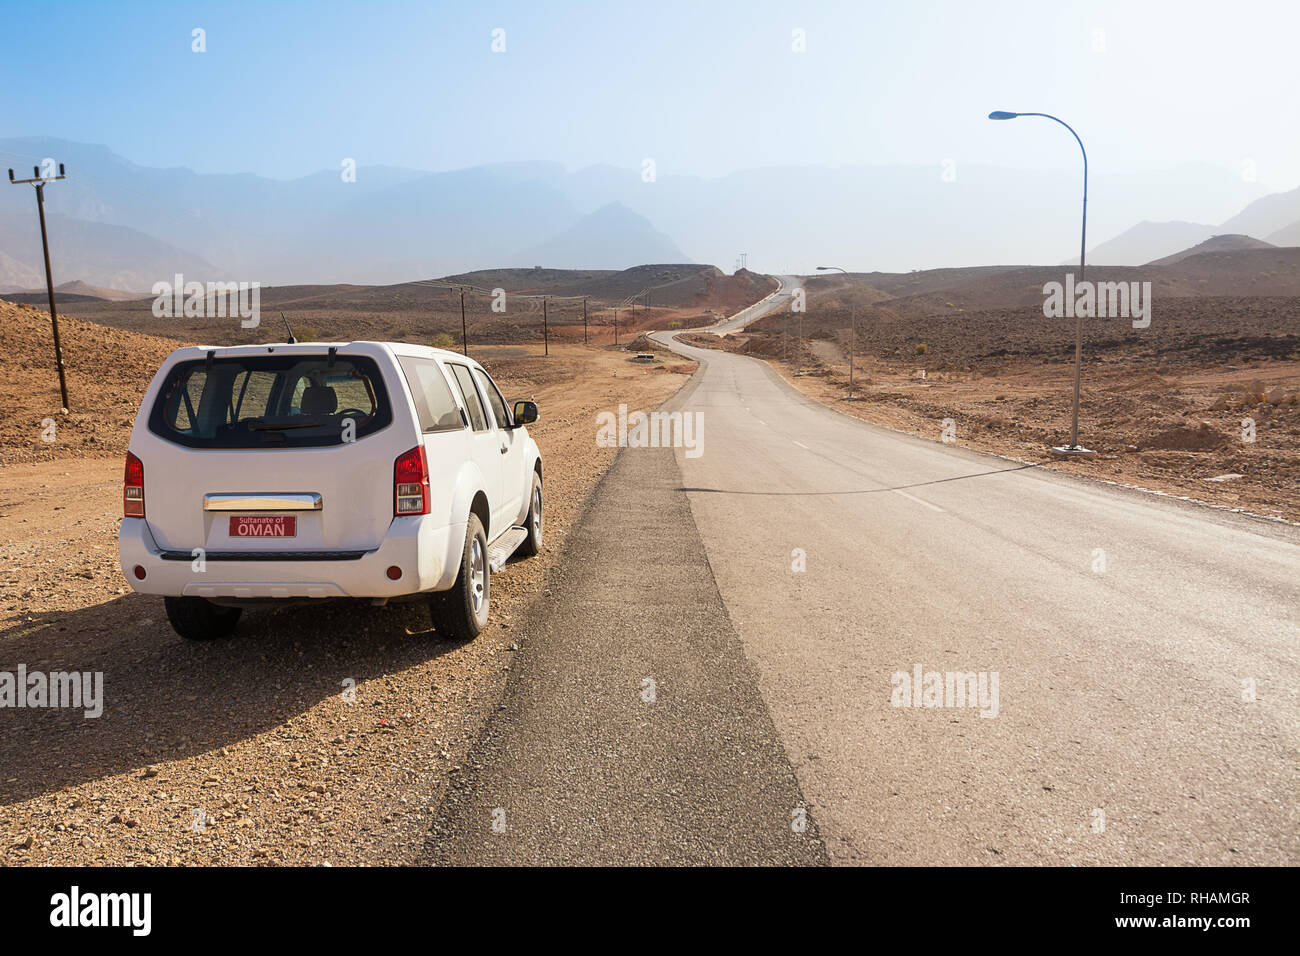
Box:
648;327;1298;864
711;274;801;334
421;442;827;865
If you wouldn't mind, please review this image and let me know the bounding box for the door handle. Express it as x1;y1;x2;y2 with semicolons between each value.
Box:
500;444;508;454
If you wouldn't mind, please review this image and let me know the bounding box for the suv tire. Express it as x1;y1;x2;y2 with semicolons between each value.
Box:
517;473;543;558
165;596;242;641
428;514;490;641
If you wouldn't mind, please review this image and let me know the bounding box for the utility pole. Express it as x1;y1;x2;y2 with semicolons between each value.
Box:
460;288;468;355
790;312;800;374
9;164;70;411
848;304;855;397
542;298;549;356
613;309;618;346
582;297;588;345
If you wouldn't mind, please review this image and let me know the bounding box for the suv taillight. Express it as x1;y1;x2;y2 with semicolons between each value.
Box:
394;446;429;516
124;451;145;517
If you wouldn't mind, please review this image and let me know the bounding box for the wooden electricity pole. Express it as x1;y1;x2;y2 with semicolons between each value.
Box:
460;288;468;355
9;164;69;411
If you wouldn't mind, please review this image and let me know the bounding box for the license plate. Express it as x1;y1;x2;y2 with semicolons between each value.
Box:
229;515;297;538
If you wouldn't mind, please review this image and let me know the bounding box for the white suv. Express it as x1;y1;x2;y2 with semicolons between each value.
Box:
118;341;543;642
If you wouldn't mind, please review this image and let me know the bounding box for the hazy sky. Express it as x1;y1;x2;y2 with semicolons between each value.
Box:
2;0;1298;191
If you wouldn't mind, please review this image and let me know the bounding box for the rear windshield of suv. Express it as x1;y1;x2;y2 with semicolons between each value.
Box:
148;353;392;448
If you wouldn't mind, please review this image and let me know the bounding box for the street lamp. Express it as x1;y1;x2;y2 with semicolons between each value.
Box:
988;110;1095;457
817;266;856;398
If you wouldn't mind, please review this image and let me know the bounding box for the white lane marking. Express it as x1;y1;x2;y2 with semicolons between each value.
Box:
893;489;945;513
793;440;809;449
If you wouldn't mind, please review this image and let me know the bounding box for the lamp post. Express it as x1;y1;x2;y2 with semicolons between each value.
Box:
817;266;856;398
988;110;1095;457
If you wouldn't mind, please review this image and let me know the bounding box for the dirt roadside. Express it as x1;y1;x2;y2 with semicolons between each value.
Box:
0;320;693;865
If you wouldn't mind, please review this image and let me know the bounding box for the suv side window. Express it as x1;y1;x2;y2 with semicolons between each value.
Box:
448;363;490;432
398;356;465;432
473;368;512;430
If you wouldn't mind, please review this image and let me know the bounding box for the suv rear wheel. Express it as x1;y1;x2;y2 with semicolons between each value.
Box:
164;596;242;641
428;514;490;641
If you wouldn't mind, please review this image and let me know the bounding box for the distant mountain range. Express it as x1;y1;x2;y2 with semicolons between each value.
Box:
3;279;150;301
0;207;220;292
0;135;1296;289
1083;221;1226;267
1146;234;1276;266
517;202;688;270
1085;184;1300;265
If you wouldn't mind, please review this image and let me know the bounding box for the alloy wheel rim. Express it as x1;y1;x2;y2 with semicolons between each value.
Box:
470;538;486;615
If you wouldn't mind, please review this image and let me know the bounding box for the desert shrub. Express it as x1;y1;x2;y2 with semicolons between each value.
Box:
914;343;928;355
431;333;455;349
669;321;682;329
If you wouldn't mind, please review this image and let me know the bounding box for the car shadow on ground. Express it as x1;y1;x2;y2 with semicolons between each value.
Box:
0;591;466;807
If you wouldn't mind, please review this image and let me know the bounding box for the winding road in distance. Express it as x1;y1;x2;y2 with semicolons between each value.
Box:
710;274;802;334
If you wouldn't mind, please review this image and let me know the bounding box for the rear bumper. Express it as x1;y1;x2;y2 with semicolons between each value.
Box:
119;516;464;599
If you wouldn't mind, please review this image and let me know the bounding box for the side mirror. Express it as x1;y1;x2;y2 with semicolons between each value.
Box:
512;400;538;426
